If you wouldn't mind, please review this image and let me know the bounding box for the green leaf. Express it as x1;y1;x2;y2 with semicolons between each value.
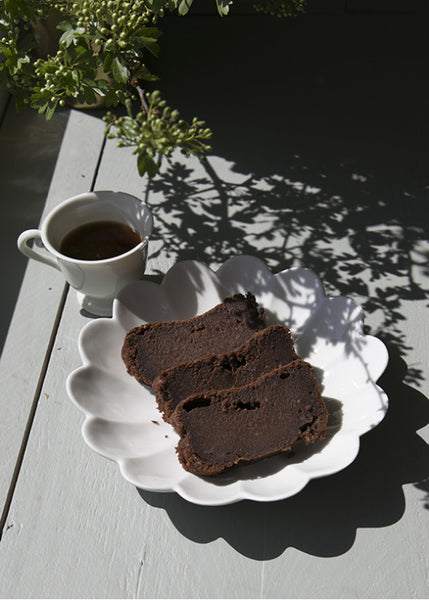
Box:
36;102;48;114
111;56;129;84
133;31;160;57
56;21;73;33
138;34;159;44
119;118;137;138
137;152;147;176
59;27;85;48
94;79;110;93
216;0;231;16
147;0;168;13
15;89;27;111
45;102;57;120
103;53;113;73
144;42;160;58
134;65;159;82
137;27;160;39
74;44;89;55
104;89;120;107
178;0;193;15
83;86;97;105
137;152;158;177
16;55;30;68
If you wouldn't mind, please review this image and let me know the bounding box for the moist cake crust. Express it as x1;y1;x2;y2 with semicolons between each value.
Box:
121;292;266;385
173;359;327;477
153;324;298;423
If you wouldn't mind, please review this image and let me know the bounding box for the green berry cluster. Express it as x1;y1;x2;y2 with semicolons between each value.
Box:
104;90;213;177
0;1;51;109
253;0;306;18
1;0;306;178
0;0;170;116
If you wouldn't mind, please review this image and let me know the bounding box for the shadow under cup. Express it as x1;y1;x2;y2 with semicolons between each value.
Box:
45;191;153;316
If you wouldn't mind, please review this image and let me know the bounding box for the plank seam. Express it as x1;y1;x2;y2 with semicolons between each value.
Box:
90;133;107;191
0;283;70;540
0;116;105;538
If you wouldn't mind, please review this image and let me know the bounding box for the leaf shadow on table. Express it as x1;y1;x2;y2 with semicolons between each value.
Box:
136;9;429;559
136;106;429;560
137;150;429;556
138;344;429;559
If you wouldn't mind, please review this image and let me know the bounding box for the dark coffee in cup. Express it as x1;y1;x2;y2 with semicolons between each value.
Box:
60;221;142;261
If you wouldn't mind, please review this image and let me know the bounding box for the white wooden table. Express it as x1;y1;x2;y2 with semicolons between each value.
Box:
1;8;429;598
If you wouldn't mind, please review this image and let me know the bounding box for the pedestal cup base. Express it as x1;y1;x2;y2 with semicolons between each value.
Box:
76;291;114;317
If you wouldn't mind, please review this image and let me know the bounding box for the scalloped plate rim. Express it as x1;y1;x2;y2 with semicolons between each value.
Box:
66;256;389;505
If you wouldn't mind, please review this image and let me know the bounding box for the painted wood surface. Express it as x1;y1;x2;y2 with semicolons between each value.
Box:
0;9;428;599
0;110;105;516
0;104;70;353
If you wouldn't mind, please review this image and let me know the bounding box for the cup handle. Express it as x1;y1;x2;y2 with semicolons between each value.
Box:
17;229;61;271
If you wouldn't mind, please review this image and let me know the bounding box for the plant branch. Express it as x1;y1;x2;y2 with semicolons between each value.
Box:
136;86;150;114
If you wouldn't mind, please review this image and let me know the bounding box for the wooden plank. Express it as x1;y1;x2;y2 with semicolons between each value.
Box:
0;104;69;353
0;109;105;518
0;288;262;598
1;142;429;598
1;10;428;599
2;119;429;599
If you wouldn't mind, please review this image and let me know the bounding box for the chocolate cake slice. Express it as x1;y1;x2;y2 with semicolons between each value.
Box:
153;324;298;423
173;359;327;477
122;292;266;385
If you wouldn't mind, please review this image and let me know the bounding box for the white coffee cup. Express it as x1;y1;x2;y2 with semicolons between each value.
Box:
17;190;153;316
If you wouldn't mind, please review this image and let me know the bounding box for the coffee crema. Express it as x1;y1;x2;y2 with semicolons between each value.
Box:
59;220;142;261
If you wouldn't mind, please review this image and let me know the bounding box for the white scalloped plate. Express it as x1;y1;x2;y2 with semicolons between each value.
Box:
67;256;389;505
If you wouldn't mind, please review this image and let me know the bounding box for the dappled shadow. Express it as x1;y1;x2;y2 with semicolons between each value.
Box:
146;153;428;383
139;151;429;538
149;10;429;388
132;9;429;554
138;345;429;559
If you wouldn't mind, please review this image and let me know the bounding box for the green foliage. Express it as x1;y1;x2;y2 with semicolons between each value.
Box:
0;0;165;115
0;0;306;176
104;90;212;177
253;0;306;17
